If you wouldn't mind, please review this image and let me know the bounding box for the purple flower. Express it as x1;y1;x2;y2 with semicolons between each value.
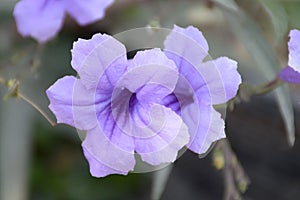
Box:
46;25;241;177
279;29;300;83
13;0;114;43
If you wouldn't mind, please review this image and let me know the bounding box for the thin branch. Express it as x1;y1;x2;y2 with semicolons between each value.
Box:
227;77;284;111
215;140;250;200
18;92;56;127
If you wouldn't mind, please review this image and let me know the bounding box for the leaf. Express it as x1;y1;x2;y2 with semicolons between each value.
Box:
151;164;173;200
274;85;295;146
213;0;238;11
214;0;295;146
284;1;300;30
259;0;288;44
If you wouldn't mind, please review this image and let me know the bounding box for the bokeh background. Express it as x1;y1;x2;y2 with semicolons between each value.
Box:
1;0;300;199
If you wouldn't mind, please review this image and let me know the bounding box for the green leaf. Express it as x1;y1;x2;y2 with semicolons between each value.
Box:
274;85;295;146
213;0;238;11
215;0;295;146
259;0;288;44
284;1;300;30
151;164;173;200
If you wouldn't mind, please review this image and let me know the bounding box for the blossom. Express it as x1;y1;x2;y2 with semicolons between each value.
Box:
279;29;300;83
13;0;114;43
46;25;241;177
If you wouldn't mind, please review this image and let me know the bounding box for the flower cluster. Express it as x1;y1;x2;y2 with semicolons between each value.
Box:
13;0;114;43
46;25;241;177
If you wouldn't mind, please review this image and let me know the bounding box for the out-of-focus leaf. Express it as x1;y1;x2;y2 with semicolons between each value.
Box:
274;85;295;146
213;0;238;11
285;2;300;30
151;164;173;200
214;0;295;146
259;0;288;44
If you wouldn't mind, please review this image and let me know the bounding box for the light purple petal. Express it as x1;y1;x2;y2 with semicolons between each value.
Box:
65;0;113;25
199;57;241;104
82;126;135;176
13;0;65;43
83;146;127;177
76;34;127;90
161;74;225;154
120;49;179;106
288;29;300;73
71;34;111;72
182;103;225;154
160;94;181;115
163;26;236;153
46;76;100;130
164;25;209;67
279;66;300;84
134;104;189;165
164;26;241;104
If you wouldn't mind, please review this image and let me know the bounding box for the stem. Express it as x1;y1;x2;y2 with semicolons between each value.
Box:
1;78;55;127
253;77;283;96
227;77;284;110
216;140;250;200
18;92;56;127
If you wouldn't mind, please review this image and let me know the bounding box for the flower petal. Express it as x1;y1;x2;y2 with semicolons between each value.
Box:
133;104;190;165
76;34;127;90
182;103;225;154
160;93;181;115
279;66;300;84
82;125;135;176
165;26;241;104
164;25;209;67
46;76;101;130
65;0;113;26
71;33;111;72
120;49;179;106
161;71;226;154
83;146;127;177
13;0;65;43
199;57;241;104
288;29;300;73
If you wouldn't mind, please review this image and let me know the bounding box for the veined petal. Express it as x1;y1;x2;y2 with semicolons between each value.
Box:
46;76;102;130
199;57;241;104
279;66;300;84
71;34;111;72
134;104;190;165
82;125;135;176
182;103;225;154
119;49;179;106
288;29;300;73
165;26;241;105
76;34;127;90
159;66;226;154
83;146;128;177
164;25;209;67
65;0;113;26
13;0;65;43
160;76;195;115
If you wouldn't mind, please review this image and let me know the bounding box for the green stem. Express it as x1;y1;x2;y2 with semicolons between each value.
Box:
227;77;284;110
1;78;56;127
252;77;283;96
18;92;56;127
